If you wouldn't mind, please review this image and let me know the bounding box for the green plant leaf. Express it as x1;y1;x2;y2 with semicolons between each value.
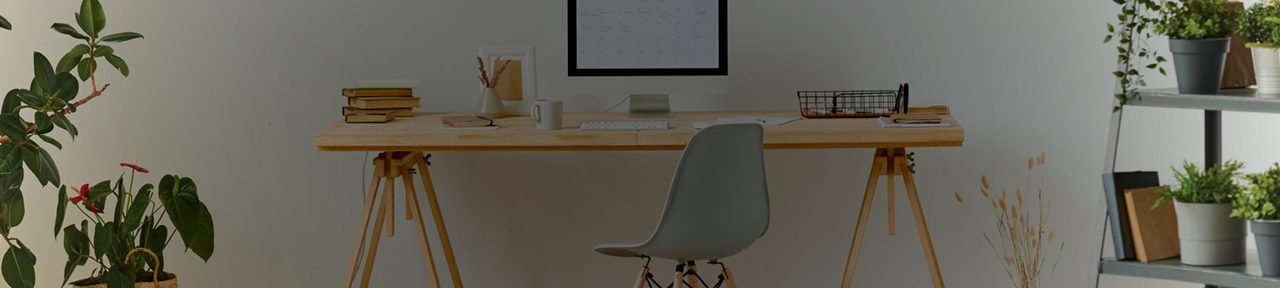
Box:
0;157;21;199
20;148;46;187
52;73;79;102
0;165;21;200
100;265;134;288
93;45;113;57
38;135;62;150
159;175;214;261
0;115;28;143
49;23;89;40
80;0;105;36
101;32;142;43
33;113;50;134
93;222;110;259
2;245;37;288
3;90;22;114
56;45;90;75
16;91;45;111
52;115;77;139
146;224;166;273
1105;35;1113;43
122;184;152;234
104;54;128;77
0;191;24;239
55;186;67;237
34;52;56;94
0;14;10;30
87;180;111;207
76;58;91;82
20;146;59;187
1;190;23;232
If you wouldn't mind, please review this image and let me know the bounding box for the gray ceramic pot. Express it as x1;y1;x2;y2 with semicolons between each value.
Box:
1252;220;1280;276
1174;202;1246;266
1169;38;1231;95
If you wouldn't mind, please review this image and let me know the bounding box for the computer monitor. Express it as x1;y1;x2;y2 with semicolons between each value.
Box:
568;0;728;118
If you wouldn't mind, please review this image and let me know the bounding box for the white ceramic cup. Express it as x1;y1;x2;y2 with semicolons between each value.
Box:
530;99;563;130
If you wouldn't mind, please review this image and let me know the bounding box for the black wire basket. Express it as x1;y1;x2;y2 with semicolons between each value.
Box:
797;83;909;118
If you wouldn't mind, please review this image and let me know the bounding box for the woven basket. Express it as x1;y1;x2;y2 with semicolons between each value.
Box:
73;248;178;288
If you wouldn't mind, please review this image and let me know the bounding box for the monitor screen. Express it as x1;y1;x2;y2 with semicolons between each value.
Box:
569;0;727;76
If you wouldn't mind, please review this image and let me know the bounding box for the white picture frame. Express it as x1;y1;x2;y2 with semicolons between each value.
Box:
479;45;537;115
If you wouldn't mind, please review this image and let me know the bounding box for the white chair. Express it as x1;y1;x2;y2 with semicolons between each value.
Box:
595;123;768;288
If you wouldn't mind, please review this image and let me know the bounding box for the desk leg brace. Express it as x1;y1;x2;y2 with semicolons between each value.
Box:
839;148;945;288
343;152;461;288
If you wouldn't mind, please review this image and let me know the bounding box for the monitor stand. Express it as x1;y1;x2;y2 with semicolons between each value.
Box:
624;94;674;118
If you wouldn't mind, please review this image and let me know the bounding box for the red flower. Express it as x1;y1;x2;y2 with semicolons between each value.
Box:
85;203;102;214
69;183;89;204
120;163;149;173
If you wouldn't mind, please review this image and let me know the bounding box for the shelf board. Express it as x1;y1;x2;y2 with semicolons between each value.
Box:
1100;255;1280;288
1132;88;1280;113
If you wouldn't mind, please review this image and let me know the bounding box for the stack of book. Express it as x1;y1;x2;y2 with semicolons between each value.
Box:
342;87;421;123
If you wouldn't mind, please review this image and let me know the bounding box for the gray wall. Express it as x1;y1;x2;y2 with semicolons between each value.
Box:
3;0;1273;287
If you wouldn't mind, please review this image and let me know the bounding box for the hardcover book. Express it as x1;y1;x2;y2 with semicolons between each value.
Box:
349;97;421;109
1102;171;1160;260
342;88;414;97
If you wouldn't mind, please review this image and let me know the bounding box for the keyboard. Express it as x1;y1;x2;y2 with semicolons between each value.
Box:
579;121;669;131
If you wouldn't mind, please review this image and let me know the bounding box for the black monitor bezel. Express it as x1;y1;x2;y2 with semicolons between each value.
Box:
568;0;727;77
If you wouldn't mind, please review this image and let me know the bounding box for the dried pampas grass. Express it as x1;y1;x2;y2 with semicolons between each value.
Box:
958;151;1064;288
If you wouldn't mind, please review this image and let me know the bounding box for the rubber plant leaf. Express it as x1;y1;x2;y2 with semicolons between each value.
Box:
1;244;37;288
101;32;142;43
49;23;88;40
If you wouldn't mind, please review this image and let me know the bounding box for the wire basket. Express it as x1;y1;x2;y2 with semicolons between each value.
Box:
797;83;909;118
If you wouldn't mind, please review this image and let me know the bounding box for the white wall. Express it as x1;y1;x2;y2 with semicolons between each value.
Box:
1;0;1270;287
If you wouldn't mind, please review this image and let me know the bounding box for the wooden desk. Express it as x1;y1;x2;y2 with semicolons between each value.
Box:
315;110;964;288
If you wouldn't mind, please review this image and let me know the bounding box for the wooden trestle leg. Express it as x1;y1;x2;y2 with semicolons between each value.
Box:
344;151;459;288
840;148;945;288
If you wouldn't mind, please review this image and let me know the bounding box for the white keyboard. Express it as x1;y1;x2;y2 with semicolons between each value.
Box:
579;121;669;131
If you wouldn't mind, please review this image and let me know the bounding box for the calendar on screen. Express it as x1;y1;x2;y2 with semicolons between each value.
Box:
573;0;721;70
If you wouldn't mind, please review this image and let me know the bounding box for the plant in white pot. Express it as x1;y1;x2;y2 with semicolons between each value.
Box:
1231;163;1280;276
1242;1;1280;94
1154;160;1246;266
1155;0;1245;94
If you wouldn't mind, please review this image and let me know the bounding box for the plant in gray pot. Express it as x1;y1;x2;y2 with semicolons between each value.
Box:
1154;160;1246;266
1232;163;1280;276
1155;0;1244;94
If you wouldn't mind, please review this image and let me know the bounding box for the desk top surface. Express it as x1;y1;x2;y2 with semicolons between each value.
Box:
314;110;964;151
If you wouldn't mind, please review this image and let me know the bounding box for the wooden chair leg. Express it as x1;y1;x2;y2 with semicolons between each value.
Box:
722;268;737;288
633;266;650;288
673;266;685;288
898;157;945;288
401;164;441;288
686;262;698;288
359;168;396;288
415;156;465;288
343;156;386;288
840;149;886;288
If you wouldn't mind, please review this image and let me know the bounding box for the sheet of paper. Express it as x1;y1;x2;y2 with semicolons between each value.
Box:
714;116;802;125
878;117;951;128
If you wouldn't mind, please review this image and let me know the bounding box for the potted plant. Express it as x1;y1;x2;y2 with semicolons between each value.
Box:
1154;160;1247;266
1155;0;1245;94
1231;163;1280;276
54;159;215;288
1242;1;1280;94
0;0;143;287
1107;0;1170;113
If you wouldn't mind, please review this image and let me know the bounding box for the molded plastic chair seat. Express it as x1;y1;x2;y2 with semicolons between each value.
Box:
594;123;769;262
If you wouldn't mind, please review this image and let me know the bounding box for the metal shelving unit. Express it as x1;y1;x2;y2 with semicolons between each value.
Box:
1089;87;1280;288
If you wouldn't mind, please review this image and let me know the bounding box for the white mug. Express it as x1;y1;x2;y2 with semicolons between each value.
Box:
530;99;563;130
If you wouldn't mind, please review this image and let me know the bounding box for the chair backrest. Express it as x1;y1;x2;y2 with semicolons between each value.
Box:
638;123;769;261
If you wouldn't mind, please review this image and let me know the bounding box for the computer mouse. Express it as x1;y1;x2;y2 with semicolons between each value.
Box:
693;121;713;129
